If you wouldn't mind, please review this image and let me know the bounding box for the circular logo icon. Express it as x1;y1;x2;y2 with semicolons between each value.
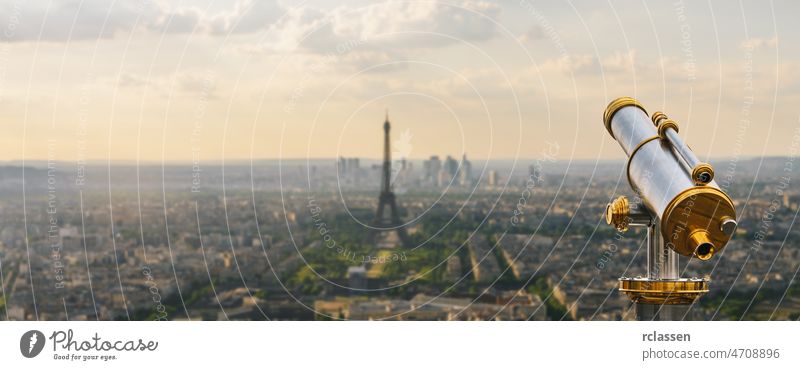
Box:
20;330;45;358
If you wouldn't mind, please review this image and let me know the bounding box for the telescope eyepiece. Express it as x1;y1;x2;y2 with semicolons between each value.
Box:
689;230;716;260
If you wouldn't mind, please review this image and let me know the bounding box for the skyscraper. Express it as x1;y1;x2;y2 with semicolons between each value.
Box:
488;170;499;187
459;154;472;186
423;155;441;183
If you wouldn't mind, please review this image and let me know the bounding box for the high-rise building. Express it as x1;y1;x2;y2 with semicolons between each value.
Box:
423;155;441;182
348;158;360;172
338;157;360;175
437;169;449;187
433;155;459;187
488;170;499;186
459;154;472;186
444;155;458;178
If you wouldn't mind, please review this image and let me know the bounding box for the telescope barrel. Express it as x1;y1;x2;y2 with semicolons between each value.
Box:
603;97;737;260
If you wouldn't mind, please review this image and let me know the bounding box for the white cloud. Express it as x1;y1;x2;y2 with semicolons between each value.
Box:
203;0;284;35
531;50;638;76
228;1;503;54
517;25;544;43
2;0;501;50
258;6;333;53
1;0;148;42
739;36;778;51
1;0;286;41
148;5;205;34
112;70;218;99
331;1;500;45
601;50;637;73
538;54;596;74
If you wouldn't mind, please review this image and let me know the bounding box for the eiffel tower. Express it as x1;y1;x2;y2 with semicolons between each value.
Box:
369;111;409;247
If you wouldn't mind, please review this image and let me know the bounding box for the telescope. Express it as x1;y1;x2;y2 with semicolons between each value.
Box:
603;97;737;320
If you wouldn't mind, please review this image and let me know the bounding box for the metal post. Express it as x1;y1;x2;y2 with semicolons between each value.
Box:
638;223;689;320
647;223;678;280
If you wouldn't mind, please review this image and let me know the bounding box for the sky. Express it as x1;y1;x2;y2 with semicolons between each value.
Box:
0;0;797;162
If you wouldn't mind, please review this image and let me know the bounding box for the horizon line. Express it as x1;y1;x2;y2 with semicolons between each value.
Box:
0;155;778;166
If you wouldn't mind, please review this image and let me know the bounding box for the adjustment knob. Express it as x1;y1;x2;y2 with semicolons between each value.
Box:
605;196;630;232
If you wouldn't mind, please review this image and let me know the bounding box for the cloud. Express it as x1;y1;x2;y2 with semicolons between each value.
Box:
0;0;284;42
203;0;284;35
1;0;147;42
176;71;217;98
337;51;402;72
148;5;205;35
255;6;334;53
530;50;638;76
227;1;503;54
112;70;218;99
517;25;544;43
739;36;778;51
333;1;501;49
538;54;596;74
2;0;501;50
601;50;637;73
116;72;150;88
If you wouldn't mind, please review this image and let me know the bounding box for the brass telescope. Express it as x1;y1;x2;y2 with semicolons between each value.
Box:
603;97;737;320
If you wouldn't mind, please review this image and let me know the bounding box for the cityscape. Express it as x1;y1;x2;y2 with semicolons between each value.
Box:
0;116;796;321
2;1;799;369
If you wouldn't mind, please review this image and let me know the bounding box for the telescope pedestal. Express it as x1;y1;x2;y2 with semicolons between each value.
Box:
618;223;708;321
